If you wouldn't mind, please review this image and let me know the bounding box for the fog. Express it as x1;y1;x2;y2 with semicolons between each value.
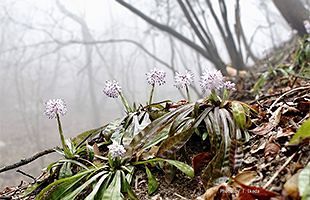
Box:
0;0;308;187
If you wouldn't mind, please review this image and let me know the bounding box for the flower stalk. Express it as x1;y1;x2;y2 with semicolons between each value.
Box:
185;85;190;102
148;84;155;105
119;91;132;113
56;113;67;151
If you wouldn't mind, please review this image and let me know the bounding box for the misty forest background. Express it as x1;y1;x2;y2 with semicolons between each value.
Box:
0;0;309;188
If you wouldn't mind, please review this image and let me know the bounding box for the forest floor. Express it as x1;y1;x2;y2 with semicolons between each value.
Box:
0;39;309;200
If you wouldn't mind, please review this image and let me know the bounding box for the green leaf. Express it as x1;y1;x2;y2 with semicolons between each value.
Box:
120;170;138;200
85;172;111;200
35;169;93;200
289;119;310;145
231;101;246;129
134;158;194;178
102;170;123;200
145;166;158;195
299;163;310;199
251;72;268;94
62;170;107;200
58;159;89;170
58;162;72;179
162;159;194;178
72;126;106;146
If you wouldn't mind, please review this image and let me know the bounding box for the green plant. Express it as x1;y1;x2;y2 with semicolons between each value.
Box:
26;68;254;199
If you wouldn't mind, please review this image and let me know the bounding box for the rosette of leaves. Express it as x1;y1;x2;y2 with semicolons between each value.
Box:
27;107;194;199
125;98;254;188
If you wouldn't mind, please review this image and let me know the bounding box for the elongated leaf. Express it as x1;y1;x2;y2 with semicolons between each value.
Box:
102;170;123;200
133;158;194;178
35;169;94;200
168;108;194;136
72;126;106;145
145;166;158;195
163;159;194;178
142;125;170;151
85;172;111;200
157;118;194;157
58;159;89;170
157;107;212;158
120;171;138;200
126;104;193;156
59;162;72;179
218;108;232;175
62;171;108;200
289;119;310;145
231;101;246;129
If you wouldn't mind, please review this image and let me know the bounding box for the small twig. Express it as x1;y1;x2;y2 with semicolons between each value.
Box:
248;92;282;104
174;193;187;200
269;85;310;111
263;152;296;189
0;148;56;174
16;169;36;183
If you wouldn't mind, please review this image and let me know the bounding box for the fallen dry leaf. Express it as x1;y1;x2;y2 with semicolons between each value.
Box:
196;184;232;200
192;152;212;175
250;106;282;135
234;179;279;200
283;171;301;199
232;171;258;187
264;140;280;161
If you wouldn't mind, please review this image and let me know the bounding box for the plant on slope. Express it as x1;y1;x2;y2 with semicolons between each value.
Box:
26;67;255;199
30;97;193;199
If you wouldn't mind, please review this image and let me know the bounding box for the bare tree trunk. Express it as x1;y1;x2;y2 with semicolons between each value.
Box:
273;0;309;36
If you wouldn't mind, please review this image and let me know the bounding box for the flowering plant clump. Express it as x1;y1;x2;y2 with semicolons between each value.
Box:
103;80;122;98
44;99;67;119
146;68;166;86
108;143;126;158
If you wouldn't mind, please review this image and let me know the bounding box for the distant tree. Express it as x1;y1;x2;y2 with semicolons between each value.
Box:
115;0;256;74
273;0;309;36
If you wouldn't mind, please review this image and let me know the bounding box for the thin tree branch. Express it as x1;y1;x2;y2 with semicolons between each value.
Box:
0;148;55;174
115;0;212;61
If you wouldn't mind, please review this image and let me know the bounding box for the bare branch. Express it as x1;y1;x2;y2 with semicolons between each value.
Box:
0;148;55;174
115;0;213;62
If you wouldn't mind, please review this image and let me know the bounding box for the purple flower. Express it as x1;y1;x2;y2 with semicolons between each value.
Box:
223;81;236;91
103;80;121;98
44;99;67;119
199;70;225;93
146;68;166;86
174;70;194;89
108;143;126;158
